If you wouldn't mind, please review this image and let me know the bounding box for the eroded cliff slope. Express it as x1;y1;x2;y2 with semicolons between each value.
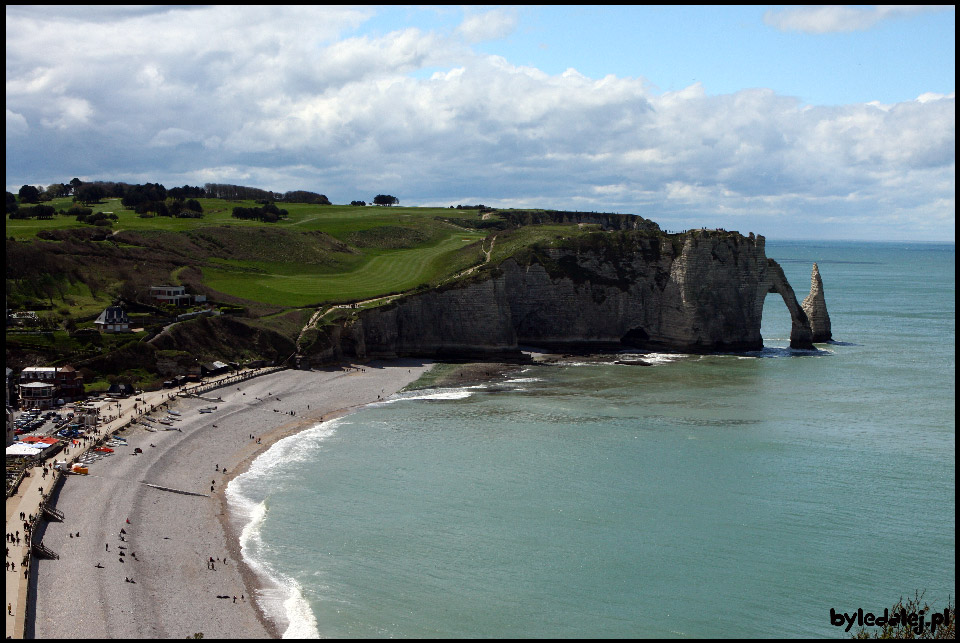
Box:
307;228;821;362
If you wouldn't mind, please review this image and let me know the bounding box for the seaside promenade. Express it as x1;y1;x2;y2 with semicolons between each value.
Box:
4;366;282;639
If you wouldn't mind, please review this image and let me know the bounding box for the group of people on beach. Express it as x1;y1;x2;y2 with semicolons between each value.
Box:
97;520;136;574
206;555;228;570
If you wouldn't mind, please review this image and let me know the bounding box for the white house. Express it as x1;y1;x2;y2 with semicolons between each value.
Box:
150;285;206;307
94;306;131;333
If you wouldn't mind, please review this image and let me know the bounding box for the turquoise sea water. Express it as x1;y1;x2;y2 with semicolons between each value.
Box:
228;241;955;638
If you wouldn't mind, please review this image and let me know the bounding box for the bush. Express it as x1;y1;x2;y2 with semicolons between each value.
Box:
67;206;93;218
851;591;955;639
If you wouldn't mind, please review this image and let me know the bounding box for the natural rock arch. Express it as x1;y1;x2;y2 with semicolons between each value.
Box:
757;259;814;349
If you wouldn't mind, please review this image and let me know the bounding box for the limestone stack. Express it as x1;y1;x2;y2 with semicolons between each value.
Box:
801;263;832;342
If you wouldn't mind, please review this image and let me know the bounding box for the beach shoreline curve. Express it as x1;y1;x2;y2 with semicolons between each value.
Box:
28;359;433;639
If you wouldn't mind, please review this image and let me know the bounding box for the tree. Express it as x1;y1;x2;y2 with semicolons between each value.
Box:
6;192;18;215
24;204;56;219
281;190;330;204
44;183;70;199
69;178;83;195
75;183;105;205
373;194;399;206
350;200;366;206
167;199;184;218
18;185;41;204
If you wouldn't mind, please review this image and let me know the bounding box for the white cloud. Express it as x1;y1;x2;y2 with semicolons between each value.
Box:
3;6;954;240
456;8;519;43
916;91;955;103
6;109;29;136
763;5;952;34
149;128;203;148
39;97;94;130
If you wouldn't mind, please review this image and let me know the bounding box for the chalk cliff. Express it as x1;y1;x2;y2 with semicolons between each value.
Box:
801;263;832;342
307;229;823;362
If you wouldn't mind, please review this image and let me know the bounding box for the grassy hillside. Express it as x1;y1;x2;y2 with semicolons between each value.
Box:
7;200;490;310
6;197;649;386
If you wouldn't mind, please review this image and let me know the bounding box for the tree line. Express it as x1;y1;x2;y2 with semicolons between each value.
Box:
231;203;288;223
203;183;331;205
9;178;399;217
15;180;207;206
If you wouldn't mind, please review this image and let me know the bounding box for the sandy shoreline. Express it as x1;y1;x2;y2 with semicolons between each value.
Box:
29;360;433;639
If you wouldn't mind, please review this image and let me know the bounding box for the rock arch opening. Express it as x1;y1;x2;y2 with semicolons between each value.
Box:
757;260;815;350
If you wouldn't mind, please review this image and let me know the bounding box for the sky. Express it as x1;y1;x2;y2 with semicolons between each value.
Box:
5;5;955;241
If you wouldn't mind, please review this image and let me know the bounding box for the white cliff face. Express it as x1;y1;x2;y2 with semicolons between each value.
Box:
321;230;820;361
801;263;832;342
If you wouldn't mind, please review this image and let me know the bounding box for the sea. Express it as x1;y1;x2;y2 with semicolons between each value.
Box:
226;240;955;638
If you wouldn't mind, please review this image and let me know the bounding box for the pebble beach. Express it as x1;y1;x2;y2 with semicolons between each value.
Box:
28;360;432;639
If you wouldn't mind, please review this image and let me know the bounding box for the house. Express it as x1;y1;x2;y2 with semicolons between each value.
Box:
19;365;85;408
150;285;206;307
201;361;230;377
106;382;135;397
8;311;39;327
7;367;19;407
6;408;15;447
56;365;84;400
94;306;131;333
19;367;58;384
19;381;57;410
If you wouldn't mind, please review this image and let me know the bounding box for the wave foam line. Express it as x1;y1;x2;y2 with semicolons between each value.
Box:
226;420;343;639
226;486;321;639
377;387;475;404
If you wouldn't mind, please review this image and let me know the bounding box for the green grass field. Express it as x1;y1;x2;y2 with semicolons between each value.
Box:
486;223;597;265
5;198;472;241
7;198;493;310
203;229;486;307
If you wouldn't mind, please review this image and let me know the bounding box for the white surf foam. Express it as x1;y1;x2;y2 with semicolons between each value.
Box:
235;419;342;485
226;420;343;639
224;488;319;638
377;387;475;404
636;352;687;365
